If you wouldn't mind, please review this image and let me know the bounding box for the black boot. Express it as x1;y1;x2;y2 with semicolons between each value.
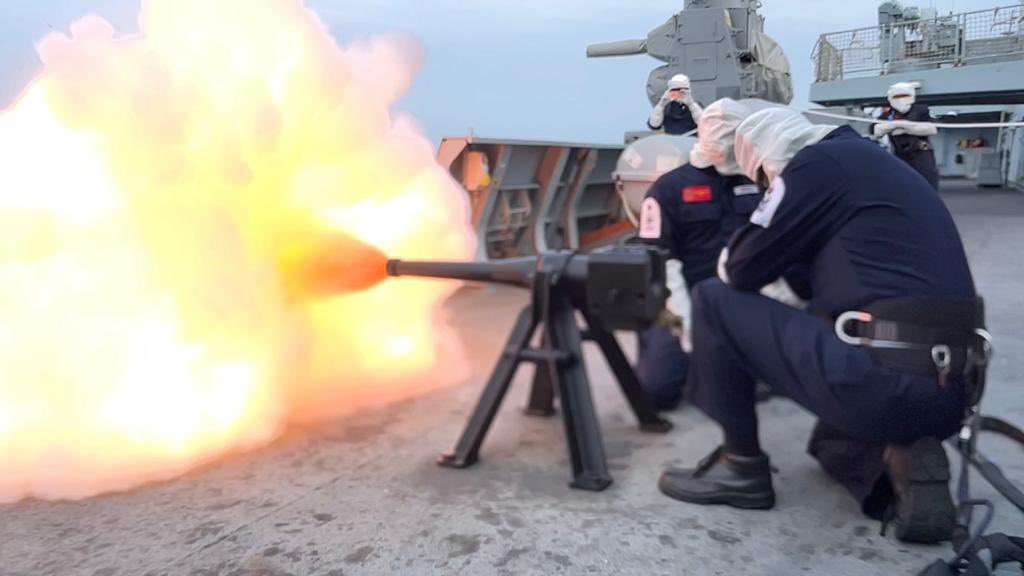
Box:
883;437;956;544
658;446;775;510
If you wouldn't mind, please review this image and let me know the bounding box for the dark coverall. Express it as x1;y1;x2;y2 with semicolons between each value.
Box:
870;103;940;191
636;163;761;410
689;126;975;517
649;101;699;136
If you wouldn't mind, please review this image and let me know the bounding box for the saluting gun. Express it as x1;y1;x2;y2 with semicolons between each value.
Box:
387;246;674;491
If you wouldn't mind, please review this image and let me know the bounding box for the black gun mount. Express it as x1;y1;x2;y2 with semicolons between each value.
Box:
387;245;674;491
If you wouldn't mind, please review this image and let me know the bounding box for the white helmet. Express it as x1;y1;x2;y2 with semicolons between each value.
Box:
887;82;919;114
667;74;691;91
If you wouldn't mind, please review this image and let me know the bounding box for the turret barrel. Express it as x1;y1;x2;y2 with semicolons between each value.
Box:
586;39;648;58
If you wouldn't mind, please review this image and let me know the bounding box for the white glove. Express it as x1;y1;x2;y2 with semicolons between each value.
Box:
686;99;704;125
664;260;693;353
760;278;808;310
891;120;938;137
649;93;670;130
874;121;898;137
716;248;730;285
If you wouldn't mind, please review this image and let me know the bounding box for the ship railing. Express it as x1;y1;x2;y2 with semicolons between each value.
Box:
812;4;1024;83
436;137;628;261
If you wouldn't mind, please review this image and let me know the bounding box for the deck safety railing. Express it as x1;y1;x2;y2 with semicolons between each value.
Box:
813;4;1024;83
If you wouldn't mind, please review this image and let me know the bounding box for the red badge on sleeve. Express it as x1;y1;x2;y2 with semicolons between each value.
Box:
682;185;713;204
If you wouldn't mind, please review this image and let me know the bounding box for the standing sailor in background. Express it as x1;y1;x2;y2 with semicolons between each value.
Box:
648;74;704;136
871;82;940;190
635;99;771;411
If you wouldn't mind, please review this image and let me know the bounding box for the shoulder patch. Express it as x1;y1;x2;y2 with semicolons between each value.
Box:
639;197;663;239
733;184;760;197
750;177;786;228
682;185;713;204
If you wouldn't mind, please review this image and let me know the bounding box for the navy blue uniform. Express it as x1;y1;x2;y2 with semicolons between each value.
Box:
644;164;761;285
635;163;760;410
689;126;974;516
649;101;699;135
870;103;940;190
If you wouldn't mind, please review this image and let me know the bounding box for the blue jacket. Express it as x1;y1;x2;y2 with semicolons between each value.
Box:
649;101;699;135
640;163;761;289
725;126;975;316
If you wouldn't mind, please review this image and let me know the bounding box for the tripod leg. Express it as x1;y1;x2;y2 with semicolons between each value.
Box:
525;332;556;416
582;312;672;433
439;306;538;469
548;296;613;491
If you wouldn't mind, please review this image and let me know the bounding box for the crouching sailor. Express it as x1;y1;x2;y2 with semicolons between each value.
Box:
659;108;982;544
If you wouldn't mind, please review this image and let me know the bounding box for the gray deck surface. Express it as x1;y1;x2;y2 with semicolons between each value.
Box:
2;183;1023;576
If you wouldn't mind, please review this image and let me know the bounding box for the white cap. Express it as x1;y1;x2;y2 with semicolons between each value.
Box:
690;98;778;176
734;108;838;184
887;81;919;114
887;81;920;99
667;74;691;91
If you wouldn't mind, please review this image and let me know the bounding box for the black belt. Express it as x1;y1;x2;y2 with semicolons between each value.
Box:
894;136;933;154
835;297;989;385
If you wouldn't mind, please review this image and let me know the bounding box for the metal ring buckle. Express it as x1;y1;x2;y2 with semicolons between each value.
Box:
932;345;952;371
975;328;994;362
835;311;873;346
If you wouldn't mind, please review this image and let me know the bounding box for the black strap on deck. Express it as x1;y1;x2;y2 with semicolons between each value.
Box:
916;329;1024;576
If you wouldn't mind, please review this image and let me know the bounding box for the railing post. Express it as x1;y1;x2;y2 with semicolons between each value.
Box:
955;13;964;66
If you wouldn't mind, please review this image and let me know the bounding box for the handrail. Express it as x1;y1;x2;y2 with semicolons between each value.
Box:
812;4;1024;83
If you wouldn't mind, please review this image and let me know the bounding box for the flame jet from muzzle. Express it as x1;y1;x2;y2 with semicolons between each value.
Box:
0;0;474;503
280;231;390;299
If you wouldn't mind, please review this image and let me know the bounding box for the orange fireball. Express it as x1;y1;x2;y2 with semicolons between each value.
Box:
0;0;474;502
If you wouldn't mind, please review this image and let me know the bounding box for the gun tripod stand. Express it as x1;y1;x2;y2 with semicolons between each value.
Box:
435;253;673;491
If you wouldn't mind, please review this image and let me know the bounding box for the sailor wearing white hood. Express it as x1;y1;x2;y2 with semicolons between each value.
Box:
634;99;771;411
648;74;704;135
870;82;940;190
658;108;979;545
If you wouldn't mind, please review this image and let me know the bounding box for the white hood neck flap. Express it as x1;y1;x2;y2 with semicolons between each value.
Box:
734;108;838;184
690;98;779;176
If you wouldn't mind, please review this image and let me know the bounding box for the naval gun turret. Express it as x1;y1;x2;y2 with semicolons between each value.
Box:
434;2;799;261
588;0;794;106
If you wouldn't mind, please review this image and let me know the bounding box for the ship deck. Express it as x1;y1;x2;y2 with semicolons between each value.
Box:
3;182;1023;576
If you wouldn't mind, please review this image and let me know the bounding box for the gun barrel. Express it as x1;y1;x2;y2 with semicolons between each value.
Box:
386;257;538;288
387;247;668;331
586;39;648;58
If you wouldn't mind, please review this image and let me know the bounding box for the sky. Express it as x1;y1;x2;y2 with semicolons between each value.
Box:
0;0;1006;145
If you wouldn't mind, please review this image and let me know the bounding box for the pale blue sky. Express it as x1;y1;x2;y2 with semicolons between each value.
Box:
0;0;999;144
